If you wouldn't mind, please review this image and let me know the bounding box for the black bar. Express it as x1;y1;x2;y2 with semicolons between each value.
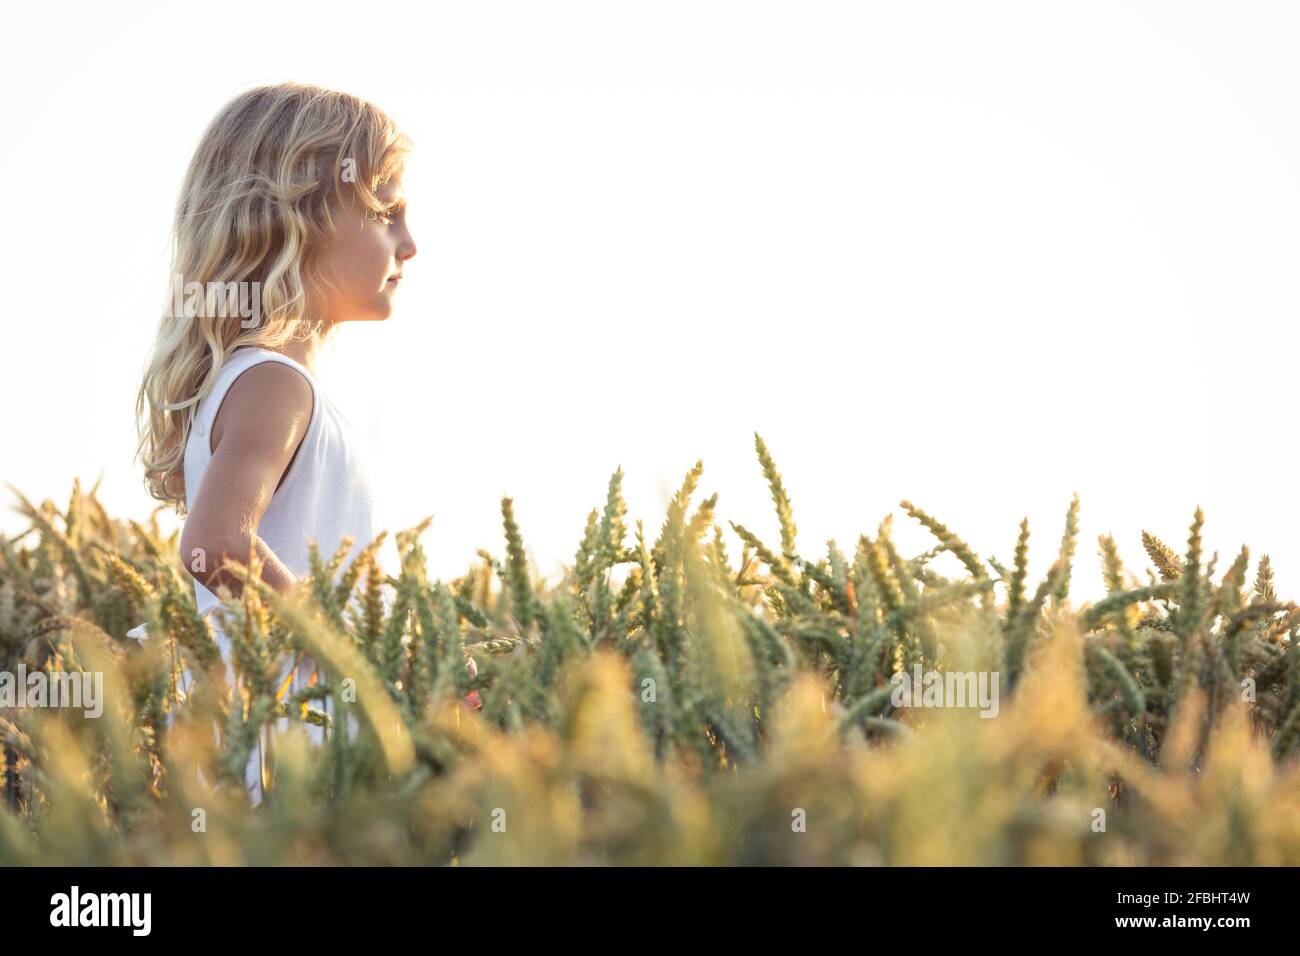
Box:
0;866;1275;942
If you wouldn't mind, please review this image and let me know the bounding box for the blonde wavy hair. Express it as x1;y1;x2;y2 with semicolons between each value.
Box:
135;81;410;514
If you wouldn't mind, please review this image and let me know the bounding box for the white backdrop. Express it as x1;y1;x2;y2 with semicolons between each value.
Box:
3;0;1296;601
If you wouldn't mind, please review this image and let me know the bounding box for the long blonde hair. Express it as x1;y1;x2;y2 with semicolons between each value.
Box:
135;81;410;514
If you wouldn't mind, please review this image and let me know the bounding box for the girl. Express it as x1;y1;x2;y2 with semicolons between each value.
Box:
134;82;473;804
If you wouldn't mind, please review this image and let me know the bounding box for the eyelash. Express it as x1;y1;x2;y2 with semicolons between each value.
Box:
371;206;400;224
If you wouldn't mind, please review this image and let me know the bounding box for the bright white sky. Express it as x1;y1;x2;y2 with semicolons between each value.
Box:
2;1;1297;605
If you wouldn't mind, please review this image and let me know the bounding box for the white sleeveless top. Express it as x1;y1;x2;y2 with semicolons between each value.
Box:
182;346;379;624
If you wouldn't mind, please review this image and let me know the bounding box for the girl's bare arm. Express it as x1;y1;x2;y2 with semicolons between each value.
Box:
178;362;314;601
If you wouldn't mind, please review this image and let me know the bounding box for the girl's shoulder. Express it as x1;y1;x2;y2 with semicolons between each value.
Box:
208;360;315;462
225;345;313;375
217;347;321;400
207;347;317;401
191;348;319;458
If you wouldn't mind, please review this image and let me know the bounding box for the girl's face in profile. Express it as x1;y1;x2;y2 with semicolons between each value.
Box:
311;176;417;325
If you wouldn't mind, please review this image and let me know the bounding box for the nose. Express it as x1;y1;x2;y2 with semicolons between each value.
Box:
396;228;417;262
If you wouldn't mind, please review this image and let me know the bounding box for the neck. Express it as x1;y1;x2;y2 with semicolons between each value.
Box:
272;324;331;376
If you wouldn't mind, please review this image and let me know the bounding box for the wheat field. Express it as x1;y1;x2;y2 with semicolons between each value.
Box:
1;433;1298;865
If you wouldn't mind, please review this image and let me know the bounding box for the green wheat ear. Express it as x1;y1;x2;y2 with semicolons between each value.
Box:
1098;533;1125;592
1216;545;1250;620
1255;554;1277;605
729;521;797;588
1053;494;1081;604
686;493;718;546
1178;507;1206;632
899;500;985;580
598;467;629;565
1142;530;1184;582
501;496;535;635
669;459;705;519
753;432;797;558
1006;518;1030;625
572;507;601;593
